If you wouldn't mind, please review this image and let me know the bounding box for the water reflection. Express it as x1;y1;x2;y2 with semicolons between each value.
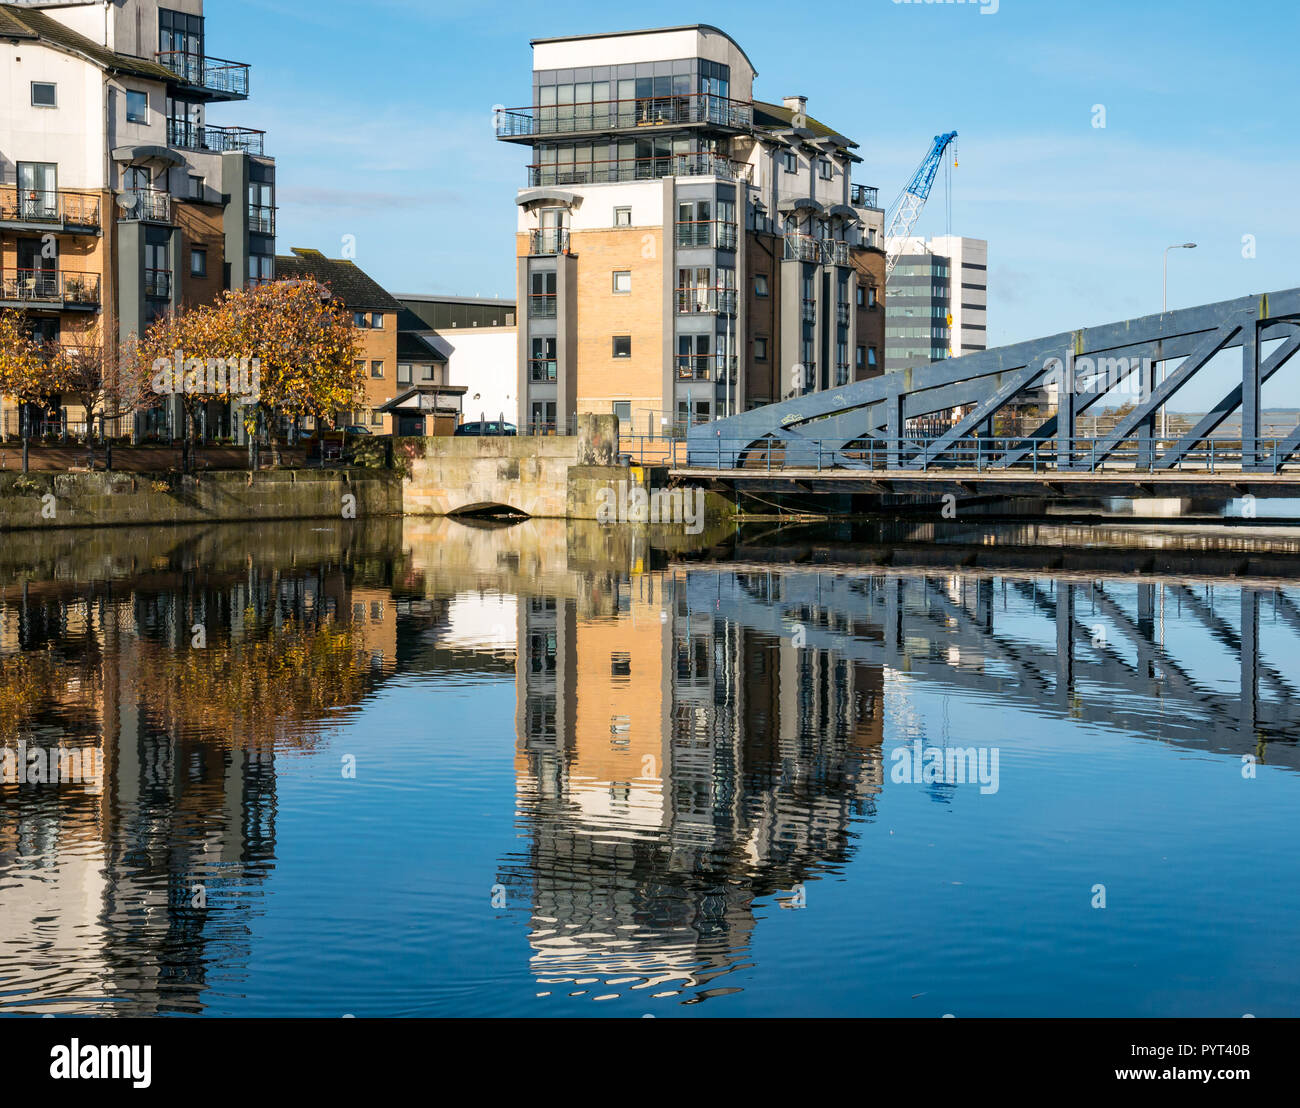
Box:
2;517;1298;1014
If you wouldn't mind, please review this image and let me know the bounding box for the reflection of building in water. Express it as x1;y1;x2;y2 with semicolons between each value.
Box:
504;569;883;1002
0;563;404;1014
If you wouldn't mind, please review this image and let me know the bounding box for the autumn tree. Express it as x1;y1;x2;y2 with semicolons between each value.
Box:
225;277;363;431
0;308;66;440
138;277;363;468
55;324;159;444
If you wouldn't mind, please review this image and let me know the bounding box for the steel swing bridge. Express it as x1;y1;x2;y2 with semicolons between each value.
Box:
682;288;1300;492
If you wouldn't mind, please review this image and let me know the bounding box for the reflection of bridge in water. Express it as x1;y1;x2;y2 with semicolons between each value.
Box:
708;567;1300;762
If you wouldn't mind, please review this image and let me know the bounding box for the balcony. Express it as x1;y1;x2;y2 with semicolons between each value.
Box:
249;205;276;236
0;268;101;309
784;232;850;266
836;302;851;326
117;188;171;223
850;184;880;209
155;51;250;100
528;293;557;319
528;359;558;382
676;287;737;316
497;93;753;141
801;298;817;324
676;353;737;381
528;152;736;188
167;120;265;155
675;220;738;251
528;228;570;256
0;188;100;234
144;268;171;300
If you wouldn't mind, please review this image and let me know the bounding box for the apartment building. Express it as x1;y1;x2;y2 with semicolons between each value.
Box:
495;25;886;436
275;248;455;435
0;0;275;437
885;234;988;372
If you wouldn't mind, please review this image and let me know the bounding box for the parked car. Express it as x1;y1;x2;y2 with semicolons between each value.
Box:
455;420;518;437
341;425;372;436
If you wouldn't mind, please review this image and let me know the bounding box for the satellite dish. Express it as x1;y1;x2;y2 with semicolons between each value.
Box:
115;193;136;210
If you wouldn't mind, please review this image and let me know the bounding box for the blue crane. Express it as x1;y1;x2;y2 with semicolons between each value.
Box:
883;131;958;279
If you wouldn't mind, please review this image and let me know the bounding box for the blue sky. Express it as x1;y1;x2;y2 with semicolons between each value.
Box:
224;0;1296;403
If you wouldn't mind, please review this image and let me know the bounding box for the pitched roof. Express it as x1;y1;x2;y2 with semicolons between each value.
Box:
274;248;403;312
0;3;178;82
397;330;446;362
751;99;857;150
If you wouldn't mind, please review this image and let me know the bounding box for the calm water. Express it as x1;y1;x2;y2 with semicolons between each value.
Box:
1;515;1298;1017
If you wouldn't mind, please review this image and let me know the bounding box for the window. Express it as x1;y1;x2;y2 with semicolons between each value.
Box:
780;151;797;173
398;363;412;385
819;158;834;180
354;312;369;329
371;312;384;329
613;401;631;423
754;274;769;297
189;174;204;199
249;254;273;285
190;248;207;277
614;206;632;227
868;347;878;368
370;360;384;378
612;270;631;294
371;409;384;427
31;82;57;108
856;344;866;368
755;336;768;361
126;90;148;123
612;335;631;358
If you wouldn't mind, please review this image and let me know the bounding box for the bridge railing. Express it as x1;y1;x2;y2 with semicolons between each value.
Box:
674;434;1300;474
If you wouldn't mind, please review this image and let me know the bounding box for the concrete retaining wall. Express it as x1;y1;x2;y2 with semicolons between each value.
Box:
0;469;402;532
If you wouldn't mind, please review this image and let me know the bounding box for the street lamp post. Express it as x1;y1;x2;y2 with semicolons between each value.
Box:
1160;243;1197;439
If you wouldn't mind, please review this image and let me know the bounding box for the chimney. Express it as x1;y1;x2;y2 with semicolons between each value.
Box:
783;95;808;117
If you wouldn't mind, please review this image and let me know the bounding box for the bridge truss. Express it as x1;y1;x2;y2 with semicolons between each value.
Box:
686;288;1300;473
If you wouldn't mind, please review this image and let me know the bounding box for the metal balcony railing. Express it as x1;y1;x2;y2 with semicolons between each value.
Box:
801;298;817;323
528;293;557;319
675;220;738;250
784;232;851;265
676;353;737;381
496;93;753;139
528;358;557;382
0;187;100;231
144;268;171;299
836;303;851;325
155;51;251;98
675;287;737;316
249;205;276;235
167;120;265;154
528;152;736;187
118;188;171;223
529;228;570;255
850;184;880;208
1;268;101;306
